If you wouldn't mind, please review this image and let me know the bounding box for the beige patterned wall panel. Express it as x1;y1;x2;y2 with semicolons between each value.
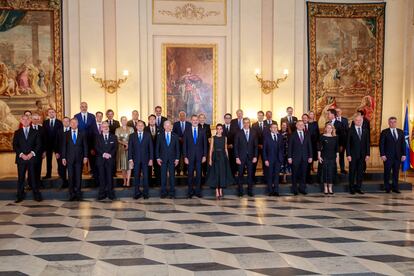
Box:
153;0;226;25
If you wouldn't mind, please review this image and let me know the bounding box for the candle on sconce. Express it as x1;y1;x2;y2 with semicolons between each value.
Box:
122;70;129;77
254;68;261;75
90;68;97;76
283;69;289;76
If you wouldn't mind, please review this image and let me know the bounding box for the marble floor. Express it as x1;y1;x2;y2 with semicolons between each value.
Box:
1;193;414;275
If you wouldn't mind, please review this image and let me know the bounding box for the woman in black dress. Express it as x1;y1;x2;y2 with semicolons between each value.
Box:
318;123;339;195
280;121;291;184
206;124;234;199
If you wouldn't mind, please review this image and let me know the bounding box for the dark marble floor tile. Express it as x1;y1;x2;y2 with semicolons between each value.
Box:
133;229;178;234
350;217;394;222
101;258;161;266
334;226;378;231
116;217;157;222
23;213;62;217
28;223;70;228
276;224;320;229
89;240;140;246
79;226;123;231
377;240;414;247
249;267;317;275
356;254;414;263
149;243;203;250
32;237;79;243
248;234;300;240
220;221;262;226
150;209;187;214
172;262;237;271
214;247;273;254
247;213;286;218
0;234;23;239
0;272;28;276
0;250;27;256
198;211;235;216
282;250;343;258
297;215;337;220
188;231;236;237
35;253;92;261
312;237;365;243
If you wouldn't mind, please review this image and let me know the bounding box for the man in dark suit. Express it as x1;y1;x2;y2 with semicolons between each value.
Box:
156;120;180;198
55;117;70;188
61;118;89;201
172;111;191;176
252;111;267;181
154;106;167;130
281;106;298;132
264;111;276;128
145;115;159;185
129;121;154;199
336;108;349;174
230;109;244;132
13;115;42;203
31;113;46;188
346;115;370;194
183;115;207;198
105;109;120;135
127;110;141;131
379;117;406;193
234;118;258;197
42;108;63;179
198;113;211;177
95;122;118;200
288;120;313;195
223;113;237;176
263;123;284;196
302;113;319;184
88;111;104;186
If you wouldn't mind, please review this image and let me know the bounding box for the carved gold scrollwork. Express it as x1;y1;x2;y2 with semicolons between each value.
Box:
158;3;220;21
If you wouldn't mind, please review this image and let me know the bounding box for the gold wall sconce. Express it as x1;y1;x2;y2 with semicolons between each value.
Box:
255;68;288;94
90;68;129;94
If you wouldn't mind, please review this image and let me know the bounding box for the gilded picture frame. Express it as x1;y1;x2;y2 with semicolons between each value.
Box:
162;43;217;125
0;0;63;151
307;2;385;145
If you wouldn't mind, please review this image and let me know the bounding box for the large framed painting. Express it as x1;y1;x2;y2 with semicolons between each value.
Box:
307;2;385;145
0;0;63;151
162;43;217;125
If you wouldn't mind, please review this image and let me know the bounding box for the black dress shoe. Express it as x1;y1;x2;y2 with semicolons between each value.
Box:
143;195;149;199
195;194;202;198
274;192;280;197
97;196;106;201
293;192;298;196
356;190;365;194
350;190;355;195
169;195;176;199
14;198;23;203
69;196;76;201
108;195;116;200
392;189;401;194
268;193;273;197
238;192;244;197
133;194;142;200
42;175;51;180
385;189;391;193
160;194;167;199
247;192;254;197
341;170;348;174
34;194;43;202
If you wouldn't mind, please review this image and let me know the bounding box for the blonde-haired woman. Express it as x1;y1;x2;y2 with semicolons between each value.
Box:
318;123;339;195
115;116;134;187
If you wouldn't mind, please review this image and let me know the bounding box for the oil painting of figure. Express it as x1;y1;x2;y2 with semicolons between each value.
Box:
308;2;385;144
163;44;216;124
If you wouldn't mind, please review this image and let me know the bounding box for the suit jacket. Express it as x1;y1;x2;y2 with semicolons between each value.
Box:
330;120;347;147
173;121;191;139
74;112;96;134
263;132;284;164
252;121;267;145
13;128;41;164
306;122;320;146
288;131;313;164
61;130;88;163
55;127;70;155
155;116;168;130
128;131;154;164
281;116;298;132
105;119;120;135
346;126;370;159
31;125;46;156
156;132;180;162
183;127;207;161
234;128;258;161
379;128;405;160
230;118;243;133
43;118;63;152
127;120;146;131
95;133;118;163
198;123;212;140
263;119;276;128
223;124;234;145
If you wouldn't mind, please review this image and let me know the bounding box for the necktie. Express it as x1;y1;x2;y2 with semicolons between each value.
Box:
238;120;242;129
272;134;276;141
357;127;362;139
151;127;155;136
193;128;197;144
138;132;142;142
98;123;102;134
288;117;291;123
299;132;303;143
166;132;170;146
181;122;185;133
268;120;271;125
24;128;28;139
157;117;160;126
105;134;108;142
305;124;308;132
226;125;229;132
50;119;54;128
83;114;86;124
72;131;76;144
110;120;113;126
245;130;249;141
392;129;397;141
259;122;262;130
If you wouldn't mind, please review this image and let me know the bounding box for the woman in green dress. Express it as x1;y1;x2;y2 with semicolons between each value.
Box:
115;116;134;187
206;124;234;199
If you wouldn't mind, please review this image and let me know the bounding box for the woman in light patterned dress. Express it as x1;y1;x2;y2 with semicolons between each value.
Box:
115;116;134;187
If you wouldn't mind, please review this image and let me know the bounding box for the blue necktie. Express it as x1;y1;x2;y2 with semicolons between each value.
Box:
72;131;76;144
181;122;185;133
245;130;249;141
166;132;170;146
138;132;142;143
193;128;197;144
238;120;241;129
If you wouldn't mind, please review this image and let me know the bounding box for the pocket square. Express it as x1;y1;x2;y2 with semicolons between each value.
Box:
110;141;114;144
